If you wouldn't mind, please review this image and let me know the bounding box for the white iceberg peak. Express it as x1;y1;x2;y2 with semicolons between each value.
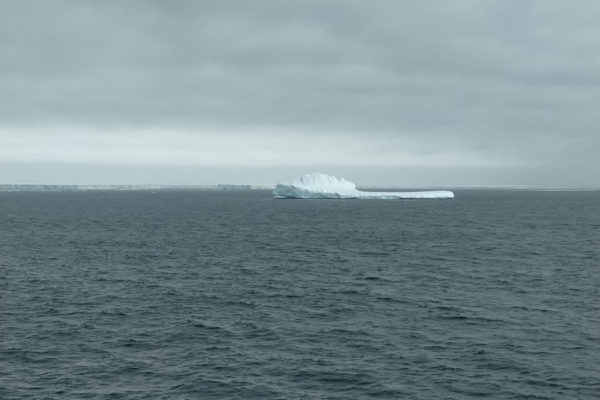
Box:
273;173;454;199
286;172;357;193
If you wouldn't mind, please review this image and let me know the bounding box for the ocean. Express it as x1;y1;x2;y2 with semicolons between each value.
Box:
1;189;598;399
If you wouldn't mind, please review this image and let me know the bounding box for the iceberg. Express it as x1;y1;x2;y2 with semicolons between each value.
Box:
273;173;454;199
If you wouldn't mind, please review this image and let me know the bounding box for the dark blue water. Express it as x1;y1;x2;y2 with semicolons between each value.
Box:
1;190;599;399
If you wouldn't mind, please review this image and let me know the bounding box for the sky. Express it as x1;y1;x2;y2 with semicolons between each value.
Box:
1;0;599;186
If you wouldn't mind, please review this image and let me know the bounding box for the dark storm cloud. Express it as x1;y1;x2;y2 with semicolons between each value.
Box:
1;0;599;184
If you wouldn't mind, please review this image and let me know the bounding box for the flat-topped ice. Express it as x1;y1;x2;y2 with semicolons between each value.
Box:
273;173;454;199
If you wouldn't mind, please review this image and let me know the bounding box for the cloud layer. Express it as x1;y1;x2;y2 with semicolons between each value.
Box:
1;0;599;185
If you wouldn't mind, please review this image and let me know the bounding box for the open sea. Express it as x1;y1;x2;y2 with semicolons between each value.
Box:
1;189;599;399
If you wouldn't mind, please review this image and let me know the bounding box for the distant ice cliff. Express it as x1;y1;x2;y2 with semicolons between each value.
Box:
273;173;454;199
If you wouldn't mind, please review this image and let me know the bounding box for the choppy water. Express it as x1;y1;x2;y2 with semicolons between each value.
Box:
1;189;599;399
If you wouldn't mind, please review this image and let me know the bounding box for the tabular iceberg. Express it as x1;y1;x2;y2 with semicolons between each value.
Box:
273;173;454;199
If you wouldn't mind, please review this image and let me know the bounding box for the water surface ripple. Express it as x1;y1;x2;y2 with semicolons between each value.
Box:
1;190;598;399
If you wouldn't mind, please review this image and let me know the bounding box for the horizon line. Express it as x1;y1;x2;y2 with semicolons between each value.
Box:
1;183;599;191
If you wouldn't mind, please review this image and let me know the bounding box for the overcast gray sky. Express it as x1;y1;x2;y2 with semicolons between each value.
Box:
1;0;599;186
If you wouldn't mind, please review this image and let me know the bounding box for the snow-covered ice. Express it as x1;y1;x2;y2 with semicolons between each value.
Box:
273;173;454;199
